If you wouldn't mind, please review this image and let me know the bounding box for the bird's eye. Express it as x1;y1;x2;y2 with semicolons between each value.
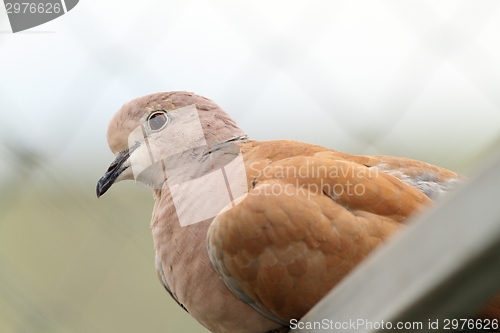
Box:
147;111;169;132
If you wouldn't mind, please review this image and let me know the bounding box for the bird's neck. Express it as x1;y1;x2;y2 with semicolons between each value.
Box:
199;110;247;146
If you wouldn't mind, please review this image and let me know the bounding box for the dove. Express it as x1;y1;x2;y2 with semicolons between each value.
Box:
96;91;498;333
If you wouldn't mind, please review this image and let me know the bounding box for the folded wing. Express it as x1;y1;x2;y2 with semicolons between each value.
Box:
207;141;450;322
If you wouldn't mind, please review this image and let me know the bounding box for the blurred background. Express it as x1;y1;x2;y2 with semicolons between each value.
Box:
1;1;500;332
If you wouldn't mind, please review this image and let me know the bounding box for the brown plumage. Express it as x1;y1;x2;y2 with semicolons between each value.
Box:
96;91;497;333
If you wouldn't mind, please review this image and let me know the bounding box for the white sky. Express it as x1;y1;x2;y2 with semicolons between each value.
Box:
1;0;500;186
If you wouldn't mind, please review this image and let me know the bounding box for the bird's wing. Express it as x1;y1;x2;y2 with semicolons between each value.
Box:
340;153;463;200
207;141;436;322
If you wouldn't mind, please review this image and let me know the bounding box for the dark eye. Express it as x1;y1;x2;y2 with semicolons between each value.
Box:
147;111;169;131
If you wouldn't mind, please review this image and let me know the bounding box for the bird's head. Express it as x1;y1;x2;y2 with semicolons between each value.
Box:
96;91;247;198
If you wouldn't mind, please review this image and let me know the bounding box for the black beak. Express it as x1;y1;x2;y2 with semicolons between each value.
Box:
96;149;130;198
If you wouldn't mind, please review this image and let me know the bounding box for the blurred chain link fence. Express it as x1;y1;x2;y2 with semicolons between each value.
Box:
1;1;500;333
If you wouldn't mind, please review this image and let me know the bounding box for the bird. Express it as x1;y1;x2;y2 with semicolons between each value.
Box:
96;91;499;333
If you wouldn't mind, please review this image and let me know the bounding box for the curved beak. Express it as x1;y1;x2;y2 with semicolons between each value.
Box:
96;149;130;198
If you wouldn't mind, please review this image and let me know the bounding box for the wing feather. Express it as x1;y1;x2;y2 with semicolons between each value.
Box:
207;143;446;321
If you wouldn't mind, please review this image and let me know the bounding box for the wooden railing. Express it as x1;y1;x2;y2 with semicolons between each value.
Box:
296;148;500;332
